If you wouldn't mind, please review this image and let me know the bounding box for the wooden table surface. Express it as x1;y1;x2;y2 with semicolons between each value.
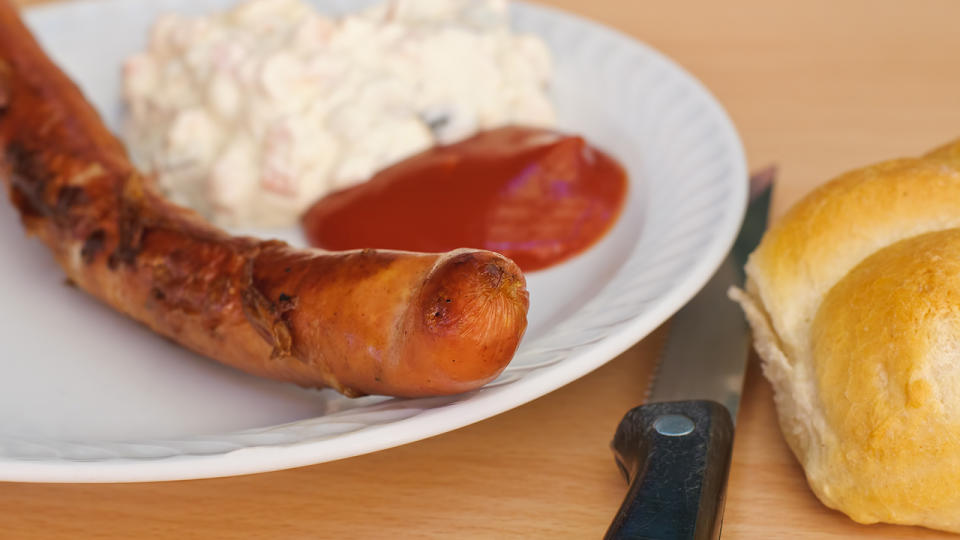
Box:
5;0;960;538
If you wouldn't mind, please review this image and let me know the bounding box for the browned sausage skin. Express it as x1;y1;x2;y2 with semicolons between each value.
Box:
0;0;529;398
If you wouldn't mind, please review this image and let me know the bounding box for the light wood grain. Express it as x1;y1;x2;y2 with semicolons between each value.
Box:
5;0;960;538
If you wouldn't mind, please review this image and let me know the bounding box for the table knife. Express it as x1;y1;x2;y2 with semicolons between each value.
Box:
604;169;774;540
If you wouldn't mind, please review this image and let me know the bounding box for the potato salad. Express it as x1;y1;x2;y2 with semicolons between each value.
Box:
123;0;556;227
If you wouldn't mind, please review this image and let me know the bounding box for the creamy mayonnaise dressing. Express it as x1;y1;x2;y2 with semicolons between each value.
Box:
123;0;556;227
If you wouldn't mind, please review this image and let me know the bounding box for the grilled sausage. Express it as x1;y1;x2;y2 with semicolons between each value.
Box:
0;0;529;398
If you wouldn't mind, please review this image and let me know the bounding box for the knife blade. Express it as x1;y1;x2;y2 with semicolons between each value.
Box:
604;169;774;540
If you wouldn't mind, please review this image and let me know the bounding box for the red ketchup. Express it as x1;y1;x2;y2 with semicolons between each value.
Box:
302;126;628;272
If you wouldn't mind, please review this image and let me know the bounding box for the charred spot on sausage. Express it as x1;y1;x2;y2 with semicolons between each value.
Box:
0;59;10;114
81;228;106;264
108;182;146;269
276;293;298;315
55;185;87;214
151;287;166;301
240;253;299;359
483;262;504;288
241;284;295;359
5;142;52;218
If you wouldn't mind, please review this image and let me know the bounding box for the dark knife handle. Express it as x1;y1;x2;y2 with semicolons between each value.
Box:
604;400;734;540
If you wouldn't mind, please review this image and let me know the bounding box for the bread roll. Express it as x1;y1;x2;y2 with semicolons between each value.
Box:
732;138;960;532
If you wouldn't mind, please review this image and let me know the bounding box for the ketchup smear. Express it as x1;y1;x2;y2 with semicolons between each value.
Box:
302;126;628;272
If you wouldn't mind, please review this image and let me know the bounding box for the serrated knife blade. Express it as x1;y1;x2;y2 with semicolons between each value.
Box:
604;169;774;540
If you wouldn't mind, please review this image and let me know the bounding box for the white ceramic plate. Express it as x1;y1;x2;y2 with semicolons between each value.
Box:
0;0;746;482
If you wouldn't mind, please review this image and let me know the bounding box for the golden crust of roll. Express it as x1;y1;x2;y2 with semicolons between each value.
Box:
733;138;960;532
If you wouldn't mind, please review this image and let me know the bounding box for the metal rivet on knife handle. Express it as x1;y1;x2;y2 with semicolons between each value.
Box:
653;414;695;437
